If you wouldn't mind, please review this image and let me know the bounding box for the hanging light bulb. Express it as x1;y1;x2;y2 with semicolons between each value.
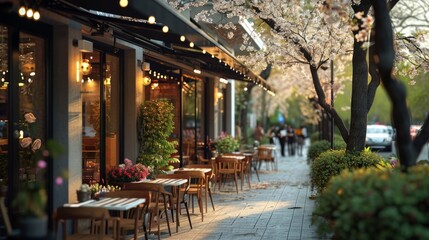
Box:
180;35;186;42
33;10;40;20
18;5;26;16
119;0;128;7
162;26;169;33
189;42;194;48
26;8;33;18
148;16;156;24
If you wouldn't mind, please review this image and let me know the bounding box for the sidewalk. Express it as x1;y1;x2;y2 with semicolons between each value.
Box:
157;143;319;240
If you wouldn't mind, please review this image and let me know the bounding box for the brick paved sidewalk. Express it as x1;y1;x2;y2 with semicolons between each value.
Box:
151;142;319;240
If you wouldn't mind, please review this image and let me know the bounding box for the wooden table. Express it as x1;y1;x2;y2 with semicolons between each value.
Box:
136;178;188;233
175;168;213;213
64;197;146;240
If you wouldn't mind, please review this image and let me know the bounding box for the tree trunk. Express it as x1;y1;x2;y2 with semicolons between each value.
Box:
347;39;368;152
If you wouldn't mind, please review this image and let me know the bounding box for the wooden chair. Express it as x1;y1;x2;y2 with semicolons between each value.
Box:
214;157;239;194
123;182;172;239
53;206;120;240
174;170;205;222
221;153;251;191
156;173;192;230
183;164;216;213
257;146;276;171
102;190;149;240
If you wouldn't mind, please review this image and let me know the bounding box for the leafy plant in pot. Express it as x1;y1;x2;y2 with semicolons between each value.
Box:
137;99;179;177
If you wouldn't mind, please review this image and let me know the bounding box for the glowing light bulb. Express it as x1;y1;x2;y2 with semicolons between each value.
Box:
162;26;169;33
26;8;33;18
189;42;194;48
148;16;156;24
202;49;206;54
119;0;128;7
33;10;40;20
18;6;26;16
180;35;185;42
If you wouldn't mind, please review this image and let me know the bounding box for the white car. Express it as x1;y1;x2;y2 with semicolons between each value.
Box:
366;125;393;151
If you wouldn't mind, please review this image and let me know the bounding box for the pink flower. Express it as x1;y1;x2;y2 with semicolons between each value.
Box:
124;158;133;167
55;177;63;186
37;160;47;169
42;150;50;157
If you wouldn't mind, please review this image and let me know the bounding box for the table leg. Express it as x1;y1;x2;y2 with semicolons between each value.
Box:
205;174;209;213
176;187;180;232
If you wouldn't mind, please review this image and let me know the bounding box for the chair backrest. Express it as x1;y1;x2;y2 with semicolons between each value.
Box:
257;147;274;161
54;206;114;239
174;170;205;189
215;157;239;173
123;182;170;204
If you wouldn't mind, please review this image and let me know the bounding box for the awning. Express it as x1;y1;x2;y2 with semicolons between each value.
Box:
46;0;274;93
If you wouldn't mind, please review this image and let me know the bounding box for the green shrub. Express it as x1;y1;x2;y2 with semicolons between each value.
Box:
313;166;429;240
310;149;390;193
307;140;346;163
310;131;320;143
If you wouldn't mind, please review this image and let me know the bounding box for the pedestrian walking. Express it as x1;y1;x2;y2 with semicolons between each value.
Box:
287;125;296;156
278;124;287;157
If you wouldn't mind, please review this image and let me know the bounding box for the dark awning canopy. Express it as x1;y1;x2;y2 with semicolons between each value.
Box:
46;0;274;93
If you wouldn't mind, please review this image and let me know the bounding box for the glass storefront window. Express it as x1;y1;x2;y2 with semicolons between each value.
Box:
18;32;46;181
81;50;120;184
0;25;8;184
104;54;119;170
81;51;101;183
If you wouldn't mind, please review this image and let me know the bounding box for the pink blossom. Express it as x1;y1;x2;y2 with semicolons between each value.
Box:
37;160;47;169
55;177;63;186
124;158;133;167
42;150;50;157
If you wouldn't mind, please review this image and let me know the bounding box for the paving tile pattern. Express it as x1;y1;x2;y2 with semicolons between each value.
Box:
148;142;320;240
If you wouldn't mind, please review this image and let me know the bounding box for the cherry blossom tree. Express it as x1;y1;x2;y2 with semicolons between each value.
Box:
167;0;428;154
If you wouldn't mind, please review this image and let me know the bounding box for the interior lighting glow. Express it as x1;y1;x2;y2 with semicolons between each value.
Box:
189;42;194;48
162;26;169;33
180;35;186;42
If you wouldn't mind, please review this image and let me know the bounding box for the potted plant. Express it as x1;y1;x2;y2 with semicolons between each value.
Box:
213;132;240;154
136;99;179;177
107;158;150;187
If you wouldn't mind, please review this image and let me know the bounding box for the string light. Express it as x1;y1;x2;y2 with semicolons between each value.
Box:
180;35;186;42
119;0;128;7
189;42;194;48
148;16;156;24
162;26;169;33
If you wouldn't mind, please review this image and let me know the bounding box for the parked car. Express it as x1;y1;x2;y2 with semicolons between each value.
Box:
366;125;393;151
386;125;396;141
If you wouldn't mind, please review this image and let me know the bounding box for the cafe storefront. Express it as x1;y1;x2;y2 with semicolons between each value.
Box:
0;1;273;232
